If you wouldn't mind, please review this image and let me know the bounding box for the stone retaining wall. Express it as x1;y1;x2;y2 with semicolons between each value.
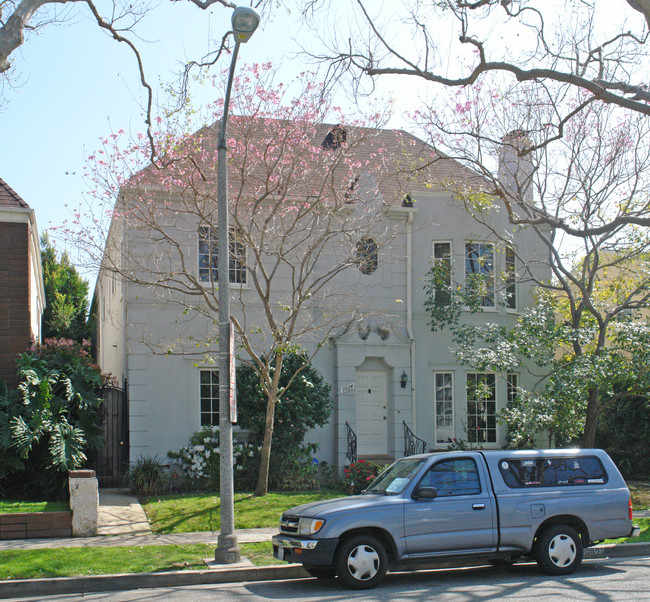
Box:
0;511;72;540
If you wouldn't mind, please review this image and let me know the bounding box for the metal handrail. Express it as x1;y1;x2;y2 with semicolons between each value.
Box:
403;421;427;456
345;422;358;464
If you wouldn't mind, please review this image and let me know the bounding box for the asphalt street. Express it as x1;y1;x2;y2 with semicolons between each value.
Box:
11;556;650;601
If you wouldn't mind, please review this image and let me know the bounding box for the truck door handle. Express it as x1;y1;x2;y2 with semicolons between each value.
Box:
472;504;485;510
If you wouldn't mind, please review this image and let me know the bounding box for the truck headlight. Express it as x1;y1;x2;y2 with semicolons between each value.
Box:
298;517;325;536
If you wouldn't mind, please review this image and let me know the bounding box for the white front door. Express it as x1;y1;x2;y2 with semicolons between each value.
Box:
356;371;388;455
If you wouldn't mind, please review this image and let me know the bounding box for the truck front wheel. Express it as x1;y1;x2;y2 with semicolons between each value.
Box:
335;535;388;589
536;525;583;575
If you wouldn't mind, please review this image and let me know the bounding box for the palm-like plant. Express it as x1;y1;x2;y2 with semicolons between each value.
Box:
0;340;103;499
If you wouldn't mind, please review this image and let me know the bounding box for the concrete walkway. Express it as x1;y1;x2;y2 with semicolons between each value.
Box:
97;489;151;536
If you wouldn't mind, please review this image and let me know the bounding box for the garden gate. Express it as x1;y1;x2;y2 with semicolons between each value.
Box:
89;382;129;487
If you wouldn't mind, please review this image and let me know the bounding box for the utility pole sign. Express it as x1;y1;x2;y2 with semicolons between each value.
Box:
230;318;237;424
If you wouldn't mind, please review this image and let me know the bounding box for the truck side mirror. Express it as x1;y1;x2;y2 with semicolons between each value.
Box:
415;486;438;500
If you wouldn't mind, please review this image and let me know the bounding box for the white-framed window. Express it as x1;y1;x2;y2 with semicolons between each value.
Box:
505;246;517;310
466;373;497;443
465;242;494;308
200;369;219;426
432;241;452;306
434;371;454;444
198;226;247;284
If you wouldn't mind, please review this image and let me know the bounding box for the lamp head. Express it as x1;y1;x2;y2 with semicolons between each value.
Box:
232;6;260;43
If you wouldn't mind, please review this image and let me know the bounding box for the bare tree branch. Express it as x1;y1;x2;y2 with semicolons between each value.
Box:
303;0;650;119
0;0;269;160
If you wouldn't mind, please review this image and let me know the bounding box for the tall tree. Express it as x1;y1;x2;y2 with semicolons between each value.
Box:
304;1;650;118
40;233;90;342
421;81;650;447
302;1;650;236
66;66;418;494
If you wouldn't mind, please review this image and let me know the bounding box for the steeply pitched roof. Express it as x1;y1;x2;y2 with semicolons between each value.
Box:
0;178;30;209
205;119;483;204
127;118;484;206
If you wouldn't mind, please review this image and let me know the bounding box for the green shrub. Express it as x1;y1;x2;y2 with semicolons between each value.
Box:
269;443;321;491
596;396;650;477
0;339;104;499
122;456;171;496
169;427;328;493
343;460;383;495
168;427;259;492
236;350;333;491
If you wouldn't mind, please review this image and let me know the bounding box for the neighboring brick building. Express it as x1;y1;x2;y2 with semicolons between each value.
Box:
0;178;45;388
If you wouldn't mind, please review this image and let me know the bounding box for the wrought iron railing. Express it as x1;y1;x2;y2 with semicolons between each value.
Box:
346;421;358;464
403;421;427;457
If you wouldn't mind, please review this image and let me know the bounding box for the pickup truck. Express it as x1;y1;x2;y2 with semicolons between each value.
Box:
272;449;639;589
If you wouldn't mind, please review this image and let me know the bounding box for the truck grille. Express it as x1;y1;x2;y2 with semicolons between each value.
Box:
280;515;300;534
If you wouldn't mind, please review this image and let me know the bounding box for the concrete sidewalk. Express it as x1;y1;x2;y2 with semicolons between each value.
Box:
0;527;277;551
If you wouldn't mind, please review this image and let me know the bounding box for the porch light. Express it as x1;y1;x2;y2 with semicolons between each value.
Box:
401;371;408;389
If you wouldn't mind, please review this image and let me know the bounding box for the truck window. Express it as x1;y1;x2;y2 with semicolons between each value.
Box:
419;458;481;496
498;456;608;488
366;458;426;495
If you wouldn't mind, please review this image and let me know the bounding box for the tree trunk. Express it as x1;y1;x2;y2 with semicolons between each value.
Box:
581;388;600;448
254;395;277;496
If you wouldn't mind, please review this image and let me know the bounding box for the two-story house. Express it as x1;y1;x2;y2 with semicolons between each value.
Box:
0;178;45;388
93;120;548;471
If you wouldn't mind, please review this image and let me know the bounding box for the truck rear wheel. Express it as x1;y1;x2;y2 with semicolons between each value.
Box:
335;535;388;589
536;525;583;575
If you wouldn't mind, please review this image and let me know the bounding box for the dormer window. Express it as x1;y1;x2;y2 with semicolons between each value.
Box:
322;125;347;150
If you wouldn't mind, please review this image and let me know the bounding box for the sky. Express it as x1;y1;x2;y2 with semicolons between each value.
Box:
0;1;430;286
0;0;640;285
0;3;301;261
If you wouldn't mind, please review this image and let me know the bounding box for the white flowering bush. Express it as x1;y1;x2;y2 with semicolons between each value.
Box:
168;426;260;491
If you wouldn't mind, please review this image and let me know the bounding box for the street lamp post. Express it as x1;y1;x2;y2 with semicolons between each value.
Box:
215;5;260;565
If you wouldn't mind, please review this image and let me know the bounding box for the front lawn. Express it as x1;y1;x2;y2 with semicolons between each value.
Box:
0;500;68;513
141;489;344;534
0;542;281;580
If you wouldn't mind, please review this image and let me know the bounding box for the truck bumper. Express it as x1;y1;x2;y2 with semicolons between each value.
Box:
630;525;641;538
272;534;338;566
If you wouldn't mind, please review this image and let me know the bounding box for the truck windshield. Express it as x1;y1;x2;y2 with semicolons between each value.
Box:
366;458;427;495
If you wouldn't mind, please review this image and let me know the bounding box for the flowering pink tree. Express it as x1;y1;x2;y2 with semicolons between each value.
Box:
417;80;650;447
65;65;427;494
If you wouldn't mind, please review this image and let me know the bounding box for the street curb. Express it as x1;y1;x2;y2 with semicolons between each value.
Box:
1;543;649;599
0;564;309;599
583;541;650;559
